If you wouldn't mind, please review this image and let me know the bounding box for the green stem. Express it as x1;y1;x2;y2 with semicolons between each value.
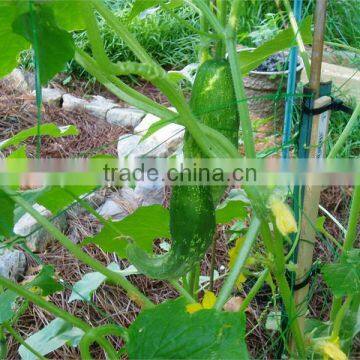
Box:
226;0;256;158
328;102;360;158
169;280;197;303
79;324;127;360
282;0;311;79
10;193;154;309
187;0;225;35
325;41;360;56
330;185;360;321
330;296;353;341
82;3;118;74
199;0;211;62
239;269;269;312
214;217;261;310
4;323;46;360
75;49;172;119
0;276;91;332
215;0;227;59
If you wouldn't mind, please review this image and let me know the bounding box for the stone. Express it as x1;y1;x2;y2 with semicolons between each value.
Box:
106;107;146;127
97;187;140;220
62;94;88;112
135;176;165;206
13;204;67;252
0;249;27;281
134;112;161;135
84;95;117;119
31;88;64;107
1;68;35;93
117;134;142;157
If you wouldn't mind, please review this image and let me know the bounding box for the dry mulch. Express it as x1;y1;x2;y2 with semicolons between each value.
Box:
0;83;128;158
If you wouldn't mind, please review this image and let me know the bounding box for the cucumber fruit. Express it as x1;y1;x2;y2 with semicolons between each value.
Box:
126;60;238;280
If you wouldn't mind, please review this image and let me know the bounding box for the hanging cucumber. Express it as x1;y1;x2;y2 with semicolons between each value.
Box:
127;60;238;280
126;186;215;280
184;59;240;204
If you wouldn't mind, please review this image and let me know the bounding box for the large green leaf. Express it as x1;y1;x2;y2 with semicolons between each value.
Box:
126;298;249;359
68;262;138;302
36;185;96;214
0;188;15;238
0;123;78;151
0;1;29;78
0;290;18;324
322;250;360;297
84;205;170;258
215;189;249;224
19;318;84;360
240;15;313;75
49;1;86;31
13;5;75;84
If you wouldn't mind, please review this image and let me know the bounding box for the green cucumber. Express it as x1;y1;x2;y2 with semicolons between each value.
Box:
185;59;239;203
127;60;238;280
126;186;215;280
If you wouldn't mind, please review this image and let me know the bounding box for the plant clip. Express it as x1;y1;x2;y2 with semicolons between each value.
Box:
303;97;353;116
293;262;322;291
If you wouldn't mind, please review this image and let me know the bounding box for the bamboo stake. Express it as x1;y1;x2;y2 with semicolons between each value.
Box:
293;0;328;338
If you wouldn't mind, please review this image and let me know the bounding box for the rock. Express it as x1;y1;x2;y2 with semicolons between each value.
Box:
84;95;117;119
1;68;35;93
128;108;184;157
118;124;184;158
0;249;27;281
62;94;88;112
106;107;146;127
135;176;165;206
97;187;140;220
31;88;64;107
134;113;161;135
14;204;67;252
117;134;142;157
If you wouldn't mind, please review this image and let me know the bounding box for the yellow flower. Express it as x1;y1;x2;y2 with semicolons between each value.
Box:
228;237;248;289
268;197;297;236
315;338;347;360
186;291;217;314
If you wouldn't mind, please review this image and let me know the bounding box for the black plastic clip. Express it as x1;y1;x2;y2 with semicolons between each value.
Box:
303;97;353;116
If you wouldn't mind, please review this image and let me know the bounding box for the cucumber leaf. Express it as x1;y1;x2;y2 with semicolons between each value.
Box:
126;298;249;359
0;188;15;238
83;205;170;258
13;5;75;84
0;1;29;78
322;249;360;297
0;124;78;151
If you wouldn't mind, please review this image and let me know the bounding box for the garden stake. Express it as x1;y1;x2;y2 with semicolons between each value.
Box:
293;0;329;343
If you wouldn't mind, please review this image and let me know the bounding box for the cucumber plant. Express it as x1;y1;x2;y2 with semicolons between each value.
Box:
0;1;359;359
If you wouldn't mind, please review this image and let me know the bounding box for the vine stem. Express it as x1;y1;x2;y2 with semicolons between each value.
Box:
239;269;269;312
169;280;197;303
10;192;154;309
214;217;260;310
0;276;118;357
330;296;353;341
225;1;306;355
226;0;256;158
327;102;360;159
330;185;360;321
3;323;46;360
